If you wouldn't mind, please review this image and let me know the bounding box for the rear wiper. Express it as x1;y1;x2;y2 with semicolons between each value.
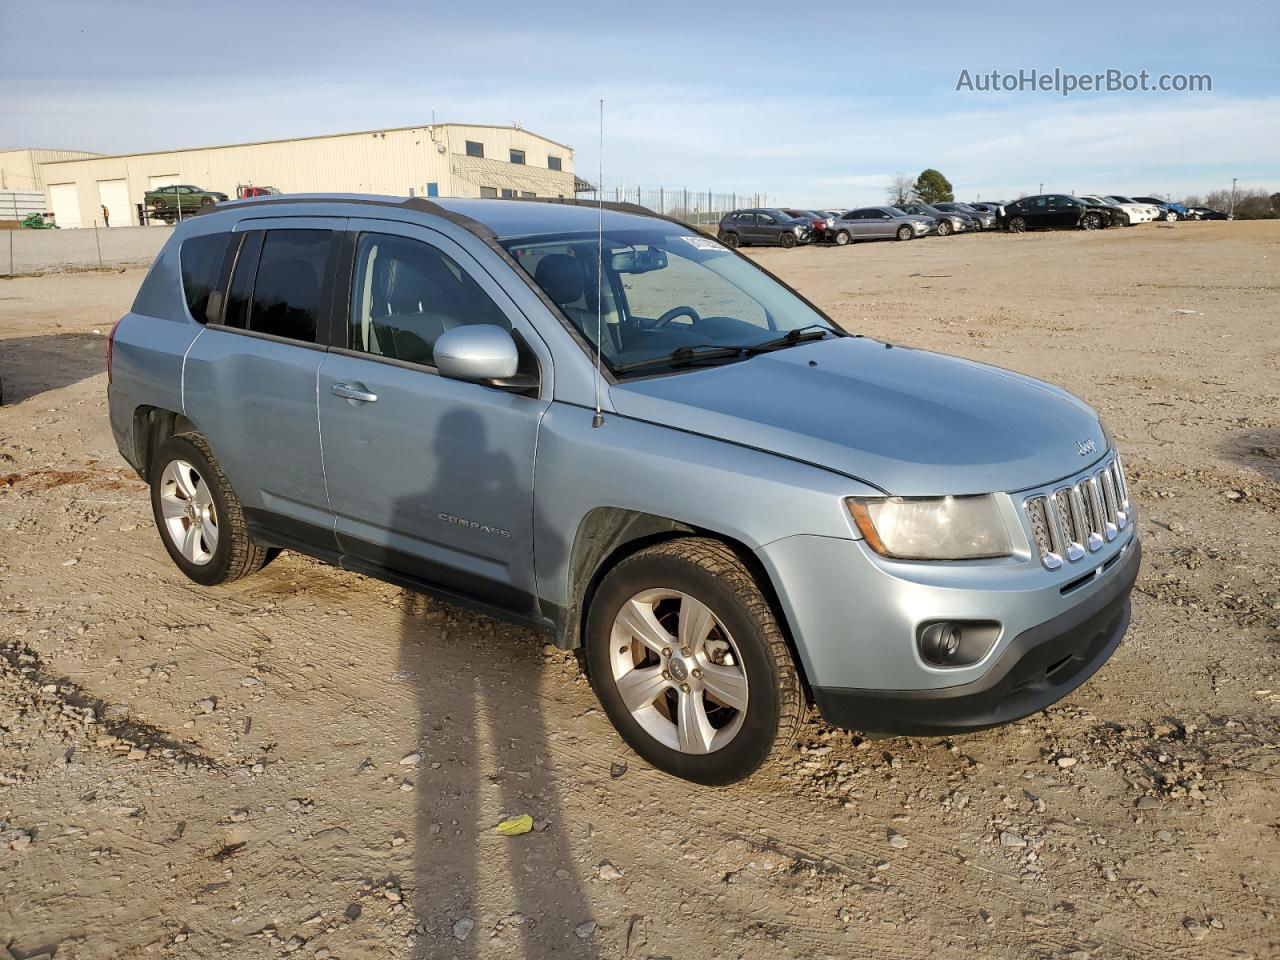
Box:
745;324;838;353
612;344;748;374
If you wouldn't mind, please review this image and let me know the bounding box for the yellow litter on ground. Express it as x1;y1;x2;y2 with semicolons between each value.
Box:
494;814;534;836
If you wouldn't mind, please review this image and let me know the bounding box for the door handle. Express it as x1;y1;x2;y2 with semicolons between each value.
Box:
331;383;378;403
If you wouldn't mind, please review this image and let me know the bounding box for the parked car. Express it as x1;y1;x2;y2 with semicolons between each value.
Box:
1076;195;1133;226
897;202;975;235
145;185;229;222
108;194;1140;784
1076;196;1125;227
782;209;836;243
1131;197;1187;221
1185;206;1229;221
931;201;996;230
1103;195;1160;223
969;202;1005;218
999;195;1112;232
829;206;934;243
237;185;282;199
718;208;811;248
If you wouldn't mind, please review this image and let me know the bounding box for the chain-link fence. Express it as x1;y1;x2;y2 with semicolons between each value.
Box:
577;187;773;227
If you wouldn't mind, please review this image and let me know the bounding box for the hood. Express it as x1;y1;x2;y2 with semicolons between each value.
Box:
610;337;1107;496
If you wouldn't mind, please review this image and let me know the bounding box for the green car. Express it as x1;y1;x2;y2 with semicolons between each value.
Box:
20;212;59;229
145;184;229;222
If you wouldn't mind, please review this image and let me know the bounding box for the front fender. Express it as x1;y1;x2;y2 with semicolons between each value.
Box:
532;403;876;636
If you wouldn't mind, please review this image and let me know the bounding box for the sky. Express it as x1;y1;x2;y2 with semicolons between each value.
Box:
3;0;1277;207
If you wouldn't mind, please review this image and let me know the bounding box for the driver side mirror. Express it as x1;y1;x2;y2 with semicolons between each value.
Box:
434;325;536;391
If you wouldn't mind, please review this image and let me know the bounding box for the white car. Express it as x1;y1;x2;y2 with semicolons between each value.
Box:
1105;195;1162;223
1078;195;1141;225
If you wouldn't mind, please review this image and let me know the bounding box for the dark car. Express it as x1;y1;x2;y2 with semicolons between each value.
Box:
1185;207;1229;220
898;202;977;235
931;201;995;230
718;208;811;248
783;208;836;243
999;195;1111;232
145;184;229;223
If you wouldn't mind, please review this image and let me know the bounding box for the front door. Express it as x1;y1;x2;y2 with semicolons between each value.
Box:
317;220;551;616
182;217;345;554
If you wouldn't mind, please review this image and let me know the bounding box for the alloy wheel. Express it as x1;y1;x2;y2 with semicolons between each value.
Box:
609;589;749;755
158;459;218;565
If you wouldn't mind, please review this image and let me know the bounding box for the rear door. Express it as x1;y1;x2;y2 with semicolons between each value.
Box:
182;217;345;555
317;218;551;615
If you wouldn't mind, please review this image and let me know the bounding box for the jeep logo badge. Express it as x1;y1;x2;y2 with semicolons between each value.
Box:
1075;438;1097;456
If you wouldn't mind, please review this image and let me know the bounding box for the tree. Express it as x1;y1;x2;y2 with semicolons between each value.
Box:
886;173;915;206
914;168;954;204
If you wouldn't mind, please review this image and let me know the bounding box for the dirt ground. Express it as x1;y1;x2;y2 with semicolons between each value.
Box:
1;221;1278;960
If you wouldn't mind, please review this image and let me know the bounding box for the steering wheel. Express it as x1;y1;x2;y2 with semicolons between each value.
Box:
653;305;701;328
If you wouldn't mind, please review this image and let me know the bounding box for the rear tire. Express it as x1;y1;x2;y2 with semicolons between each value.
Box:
150;434;271;587
585;538;805;785
895;225;912;241
779;232;797;249
835;230;851;246
1008;216;1026;234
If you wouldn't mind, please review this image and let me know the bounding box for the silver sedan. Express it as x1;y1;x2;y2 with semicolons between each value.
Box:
830;206;935;244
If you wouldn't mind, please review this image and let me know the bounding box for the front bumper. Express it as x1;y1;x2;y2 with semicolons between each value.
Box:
811;539;1140;734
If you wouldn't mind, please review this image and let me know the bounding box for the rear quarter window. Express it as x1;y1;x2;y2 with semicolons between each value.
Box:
180;232;232;323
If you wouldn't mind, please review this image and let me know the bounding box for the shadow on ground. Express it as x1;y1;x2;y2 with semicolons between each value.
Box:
1218;427;1280;482
393;408;603;958
0;333;106;405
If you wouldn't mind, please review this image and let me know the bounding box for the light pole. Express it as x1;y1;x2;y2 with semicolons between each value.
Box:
1229;178;1237;220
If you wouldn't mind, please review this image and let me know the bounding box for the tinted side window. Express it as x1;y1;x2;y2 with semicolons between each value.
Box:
179;232;231;323
248;230;331;342
349;233;509;366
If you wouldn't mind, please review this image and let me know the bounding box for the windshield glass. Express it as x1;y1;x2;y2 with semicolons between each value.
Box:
883;206;906;217
503;229;835;376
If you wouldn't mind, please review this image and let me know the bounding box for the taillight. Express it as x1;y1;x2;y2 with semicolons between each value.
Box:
106;317;122;384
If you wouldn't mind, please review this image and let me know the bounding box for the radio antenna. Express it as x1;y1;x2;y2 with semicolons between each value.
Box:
592;98;605;429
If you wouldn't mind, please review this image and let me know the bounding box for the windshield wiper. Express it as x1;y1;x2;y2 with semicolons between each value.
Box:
745;324;838;353
612;344;749;374
611;326;840;375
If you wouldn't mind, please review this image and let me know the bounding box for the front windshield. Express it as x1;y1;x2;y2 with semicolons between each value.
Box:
503;229;836;376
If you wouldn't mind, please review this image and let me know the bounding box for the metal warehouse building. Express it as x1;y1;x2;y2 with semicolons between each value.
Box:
36;123;575;228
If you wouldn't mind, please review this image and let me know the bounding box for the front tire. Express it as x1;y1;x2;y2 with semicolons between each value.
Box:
1082;212;1101;230
936;220;953;236
1008;216;1026;233
779;231;797;249
150;434;270;586
895;225;912;241
585;538;805;785
835;230;851;246
1165;210;1177;222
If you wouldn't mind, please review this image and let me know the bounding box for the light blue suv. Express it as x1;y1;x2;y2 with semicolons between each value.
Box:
107;195;1140;784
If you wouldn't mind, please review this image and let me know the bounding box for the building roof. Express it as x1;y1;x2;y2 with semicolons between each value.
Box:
450;155;572;194
38;122;572;166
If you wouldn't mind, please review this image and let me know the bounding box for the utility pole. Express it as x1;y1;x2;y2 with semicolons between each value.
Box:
1229;178;1238;220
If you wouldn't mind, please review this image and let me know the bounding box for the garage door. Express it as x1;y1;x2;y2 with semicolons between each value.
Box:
48;182;81;229
97;179;131;227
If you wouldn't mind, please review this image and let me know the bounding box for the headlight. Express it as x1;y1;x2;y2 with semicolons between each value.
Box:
846;495;1013;560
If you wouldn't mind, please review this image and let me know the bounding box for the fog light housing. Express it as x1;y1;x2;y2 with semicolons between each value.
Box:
917;620;1001;667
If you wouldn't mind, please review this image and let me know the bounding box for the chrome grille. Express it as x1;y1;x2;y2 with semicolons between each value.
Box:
1024;456;1132;570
